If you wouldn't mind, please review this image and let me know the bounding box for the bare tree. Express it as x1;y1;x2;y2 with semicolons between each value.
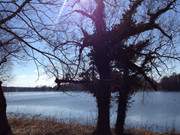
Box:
0;0;180;135
53;0;180;135
0;0;68;75
0;1;67;134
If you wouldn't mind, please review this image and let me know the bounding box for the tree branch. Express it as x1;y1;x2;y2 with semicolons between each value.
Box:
0;0;31;25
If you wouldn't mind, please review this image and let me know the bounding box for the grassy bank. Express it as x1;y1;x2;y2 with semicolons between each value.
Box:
8;115;179;135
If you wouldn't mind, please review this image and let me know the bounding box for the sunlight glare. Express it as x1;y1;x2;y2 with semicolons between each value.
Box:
80;0;87;4
79;0;91;7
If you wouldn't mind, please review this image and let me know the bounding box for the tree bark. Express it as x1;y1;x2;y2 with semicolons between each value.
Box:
93;57;112;135
0;81;12;135
115;69;131;135
115;90;130;135
93;80;111;135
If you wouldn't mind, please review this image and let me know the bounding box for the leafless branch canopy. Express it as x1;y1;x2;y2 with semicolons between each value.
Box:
0;0;180;88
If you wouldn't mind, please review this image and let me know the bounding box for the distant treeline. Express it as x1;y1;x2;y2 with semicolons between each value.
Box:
3;84;87;92
3;86;55;92
3;73;180;92
159;73;180;91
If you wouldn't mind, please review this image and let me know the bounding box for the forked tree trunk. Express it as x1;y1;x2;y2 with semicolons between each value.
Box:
0;81;12;135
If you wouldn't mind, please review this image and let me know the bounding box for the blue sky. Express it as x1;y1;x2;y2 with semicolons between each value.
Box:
8;61;55;87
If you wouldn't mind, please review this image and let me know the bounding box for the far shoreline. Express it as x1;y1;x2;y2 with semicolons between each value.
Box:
4;88;180;92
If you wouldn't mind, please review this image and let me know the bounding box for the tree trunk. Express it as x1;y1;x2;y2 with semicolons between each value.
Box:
92;0;111;129
115;68;131;135
93;58;112;135
93;80;111;135
115;90;130;135
0;81;12;135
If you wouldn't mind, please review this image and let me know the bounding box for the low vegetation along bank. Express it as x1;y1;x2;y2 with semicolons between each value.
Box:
8;115;179;135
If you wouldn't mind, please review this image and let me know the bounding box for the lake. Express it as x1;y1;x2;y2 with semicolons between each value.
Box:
5;91;180;132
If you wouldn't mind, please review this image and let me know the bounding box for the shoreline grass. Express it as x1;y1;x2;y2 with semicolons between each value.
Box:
8;115;180;135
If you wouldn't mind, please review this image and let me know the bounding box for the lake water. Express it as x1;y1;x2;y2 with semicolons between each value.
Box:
5;91;180;132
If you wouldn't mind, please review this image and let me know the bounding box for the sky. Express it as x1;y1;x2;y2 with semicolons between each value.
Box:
8;61;56;87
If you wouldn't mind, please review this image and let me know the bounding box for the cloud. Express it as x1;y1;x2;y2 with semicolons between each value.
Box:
8;74;55;87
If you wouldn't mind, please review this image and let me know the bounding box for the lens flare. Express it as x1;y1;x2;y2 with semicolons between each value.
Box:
56;0;68;23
